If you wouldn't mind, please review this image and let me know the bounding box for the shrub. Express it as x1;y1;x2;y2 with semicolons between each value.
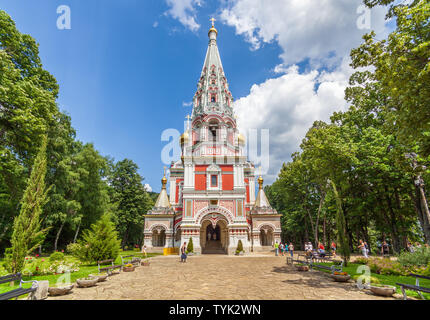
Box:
354;257;369;265
367;258;407;276
72;214;121;263
186;238;194;254
398;247;430;267
352;274;380;284
236;240;244;254
49;251;64;262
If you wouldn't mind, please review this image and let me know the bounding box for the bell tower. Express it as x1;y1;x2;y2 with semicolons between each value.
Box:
144;20;281;254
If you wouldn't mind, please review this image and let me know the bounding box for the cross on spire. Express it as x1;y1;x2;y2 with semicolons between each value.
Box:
210;17;216;27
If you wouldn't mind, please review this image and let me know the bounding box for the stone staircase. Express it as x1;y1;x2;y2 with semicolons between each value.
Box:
202;240;226;254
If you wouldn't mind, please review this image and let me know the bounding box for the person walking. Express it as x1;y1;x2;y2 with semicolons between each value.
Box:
288;242;294;259
142;245;148;259
274;241;279;256
358;240;368;258
364;241;369;256
279;243;284;256
180;242;187;263
381;241;389;256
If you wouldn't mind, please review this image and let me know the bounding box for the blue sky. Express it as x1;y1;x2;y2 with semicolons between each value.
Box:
0;0;391;192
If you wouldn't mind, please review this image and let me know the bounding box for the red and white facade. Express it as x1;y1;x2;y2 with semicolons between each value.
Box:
144;23;281;254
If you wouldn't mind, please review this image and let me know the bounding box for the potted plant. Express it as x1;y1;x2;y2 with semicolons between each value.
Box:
89;272;109;282
186;237;194;256
48;283;75;296
369;284;396;297
235;240;245;256
76;277;98;288
330;271;351;282
295;263;309;271
123;263;135;272
131;257;141;267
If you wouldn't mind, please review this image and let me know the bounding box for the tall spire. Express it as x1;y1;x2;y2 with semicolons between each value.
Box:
191;19;234;120
154;167;171;208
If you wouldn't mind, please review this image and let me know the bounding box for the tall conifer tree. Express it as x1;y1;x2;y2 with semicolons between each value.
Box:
5;135;50;273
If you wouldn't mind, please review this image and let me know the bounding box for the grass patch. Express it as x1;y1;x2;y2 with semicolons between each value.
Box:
316;262;430;300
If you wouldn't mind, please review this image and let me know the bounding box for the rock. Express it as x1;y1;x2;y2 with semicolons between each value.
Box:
29;280;49;300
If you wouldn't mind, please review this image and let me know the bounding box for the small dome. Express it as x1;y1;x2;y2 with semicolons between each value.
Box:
208;27;218;36
238;133;246;146
180;131;189;146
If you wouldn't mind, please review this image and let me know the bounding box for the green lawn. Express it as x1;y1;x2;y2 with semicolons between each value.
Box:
316;262;430;300
0;251;161;297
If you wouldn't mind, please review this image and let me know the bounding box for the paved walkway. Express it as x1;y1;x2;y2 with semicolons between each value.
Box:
50;253;393;300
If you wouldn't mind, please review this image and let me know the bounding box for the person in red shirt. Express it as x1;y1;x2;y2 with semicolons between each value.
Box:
318;242;326;257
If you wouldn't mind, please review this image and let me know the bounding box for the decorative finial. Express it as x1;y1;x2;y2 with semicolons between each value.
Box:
257;166;263;189
161;166;167;187
208;17;218;37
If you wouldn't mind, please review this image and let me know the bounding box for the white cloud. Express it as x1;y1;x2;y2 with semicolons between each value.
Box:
236;58;353;184
144;184;153;192
165;0;203;32
220;0;391;183
220;0;389;66
182;101;193;107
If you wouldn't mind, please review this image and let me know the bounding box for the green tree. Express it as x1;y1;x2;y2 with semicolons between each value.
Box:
108;159;152;248
4;136;50;273
0;11;60;250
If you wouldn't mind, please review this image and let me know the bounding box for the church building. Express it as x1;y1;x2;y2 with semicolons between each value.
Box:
143;21;281;254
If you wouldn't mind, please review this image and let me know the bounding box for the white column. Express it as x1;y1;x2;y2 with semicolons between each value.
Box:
170;179;176;204
249;178;255;204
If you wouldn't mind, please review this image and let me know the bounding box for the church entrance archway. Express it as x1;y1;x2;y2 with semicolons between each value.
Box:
200;217;228;254
260;227;273;247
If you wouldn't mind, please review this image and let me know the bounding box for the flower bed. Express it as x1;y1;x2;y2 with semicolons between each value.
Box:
21;257;81;277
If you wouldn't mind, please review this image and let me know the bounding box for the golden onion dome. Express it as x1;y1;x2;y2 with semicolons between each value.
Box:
180;131;189;146
257;175;264;188
237;133;246;146
208;26;218;36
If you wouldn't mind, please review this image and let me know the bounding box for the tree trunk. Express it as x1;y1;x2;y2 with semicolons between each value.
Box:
314;191;326;248
73;221;81;243
323;209;327;247
417;180;430;244
411;189;430;243
54;221;65;252
121;226;129;249
384;186;401;253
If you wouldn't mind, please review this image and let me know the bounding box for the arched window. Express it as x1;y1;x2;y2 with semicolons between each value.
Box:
209;120;219;141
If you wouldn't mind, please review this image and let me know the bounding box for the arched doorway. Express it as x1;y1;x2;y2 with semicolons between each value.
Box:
152;229;166;247
260;227;273;247
200;218;228;254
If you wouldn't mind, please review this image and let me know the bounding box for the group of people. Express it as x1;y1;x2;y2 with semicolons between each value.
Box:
274;242;294;257
303;241;337;258
407;241;427;253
